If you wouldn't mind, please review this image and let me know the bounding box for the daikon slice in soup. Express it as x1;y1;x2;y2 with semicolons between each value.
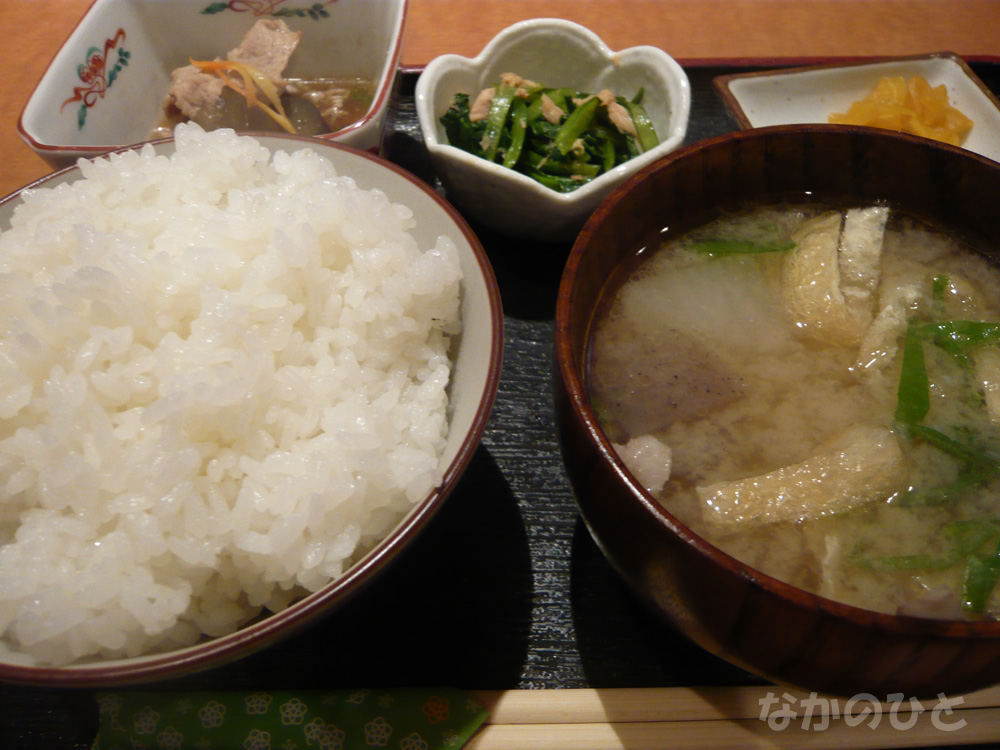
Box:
588;203;1000;621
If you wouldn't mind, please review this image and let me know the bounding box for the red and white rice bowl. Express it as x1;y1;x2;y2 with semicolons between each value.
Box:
0;126;502;685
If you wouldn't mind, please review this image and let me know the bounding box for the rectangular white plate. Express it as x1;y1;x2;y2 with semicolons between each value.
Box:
715;52;1000;163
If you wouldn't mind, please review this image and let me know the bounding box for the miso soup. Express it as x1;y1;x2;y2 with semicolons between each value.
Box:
589;203;1000;621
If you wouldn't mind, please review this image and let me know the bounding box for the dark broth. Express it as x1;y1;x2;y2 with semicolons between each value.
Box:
152;77;375;139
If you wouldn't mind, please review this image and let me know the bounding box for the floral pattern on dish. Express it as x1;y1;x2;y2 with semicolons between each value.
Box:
200;0;339;19
60;28;130;130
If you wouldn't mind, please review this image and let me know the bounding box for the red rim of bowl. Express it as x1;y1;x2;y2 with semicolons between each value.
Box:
0;132;504;687
556;124;1000;642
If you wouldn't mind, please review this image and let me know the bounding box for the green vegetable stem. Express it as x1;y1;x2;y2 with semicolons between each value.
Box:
481;83;517;162
687;239;796;255
963;541;1000;613
853;518;1000;614
875;273;1000;613
440;77;660;192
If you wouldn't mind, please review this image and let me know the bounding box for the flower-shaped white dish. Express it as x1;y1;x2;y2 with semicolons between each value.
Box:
19;0;407;170
415;18;691;242
715;52;1000;163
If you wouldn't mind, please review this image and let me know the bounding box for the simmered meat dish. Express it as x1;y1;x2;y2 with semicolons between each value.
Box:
152;19;374;138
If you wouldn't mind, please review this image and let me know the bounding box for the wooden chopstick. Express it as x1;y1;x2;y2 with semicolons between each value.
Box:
464;686;1000;750
464;709;1000;750
469;684;1000;724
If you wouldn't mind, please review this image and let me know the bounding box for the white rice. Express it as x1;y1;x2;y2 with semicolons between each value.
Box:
0;124;463;666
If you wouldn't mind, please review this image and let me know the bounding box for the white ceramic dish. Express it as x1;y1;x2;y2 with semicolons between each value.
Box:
19;0;407;169
715;52;1000;163
415;18;691;243
0;132;503;686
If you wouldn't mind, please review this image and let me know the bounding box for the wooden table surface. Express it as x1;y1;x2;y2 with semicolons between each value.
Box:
1;0;998;198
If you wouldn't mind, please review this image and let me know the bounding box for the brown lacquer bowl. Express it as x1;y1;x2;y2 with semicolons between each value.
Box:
554;125;1000;698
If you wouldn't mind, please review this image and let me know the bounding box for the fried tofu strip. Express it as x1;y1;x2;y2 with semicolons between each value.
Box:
854;284;923;376
783;207;889;346
840;206;889;300
696;424;906;529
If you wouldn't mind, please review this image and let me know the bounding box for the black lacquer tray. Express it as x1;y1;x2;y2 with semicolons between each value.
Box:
4;62;1000;749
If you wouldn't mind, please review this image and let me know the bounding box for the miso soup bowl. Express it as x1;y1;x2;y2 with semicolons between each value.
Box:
555;125;1000;698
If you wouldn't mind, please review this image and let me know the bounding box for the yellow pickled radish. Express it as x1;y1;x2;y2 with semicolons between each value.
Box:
829;74;973;146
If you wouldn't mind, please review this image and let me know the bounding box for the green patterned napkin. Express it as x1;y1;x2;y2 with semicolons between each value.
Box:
92;687;488;750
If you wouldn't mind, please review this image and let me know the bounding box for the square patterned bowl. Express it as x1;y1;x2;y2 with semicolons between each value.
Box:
19;0;407;169
415;18;691;243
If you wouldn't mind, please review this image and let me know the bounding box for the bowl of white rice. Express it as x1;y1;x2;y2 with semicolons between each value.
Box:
0;123;503;685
